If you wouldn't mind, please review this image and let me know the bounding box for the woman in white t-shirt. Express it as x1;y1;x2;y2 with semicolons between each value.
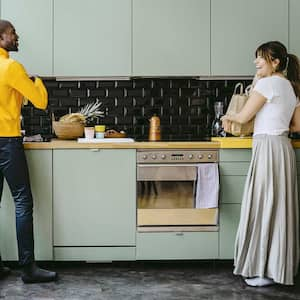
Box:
222;41;300;286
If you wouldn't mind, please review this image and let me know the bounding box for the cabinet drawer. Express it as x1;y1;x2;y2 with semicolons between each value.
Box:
219;162;250;176
136;231;218;260
219;149;252;162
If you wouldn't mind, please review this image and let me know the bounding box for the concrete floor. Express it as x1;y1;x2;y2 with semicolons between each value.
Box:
1;261;300;300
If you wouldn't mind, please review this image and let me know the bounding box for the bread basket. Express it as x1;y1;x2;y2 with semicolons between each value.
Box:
52;121;84;139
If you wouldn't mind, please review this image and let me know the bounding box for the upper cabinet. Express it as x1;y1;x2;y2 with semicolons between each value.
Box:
53;0;131;77
0;0;295;77
133;0;210;76
1;0;53;76
289;0;300;58
211;0;288;76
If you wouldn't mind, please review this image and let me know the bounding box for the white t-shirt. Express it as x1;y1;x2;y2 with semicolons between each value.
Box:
253;75;298;136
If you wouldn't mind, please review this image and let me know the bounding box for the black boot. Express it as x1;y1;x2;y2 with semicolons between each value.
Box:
0;256;11;279
22;262;58;284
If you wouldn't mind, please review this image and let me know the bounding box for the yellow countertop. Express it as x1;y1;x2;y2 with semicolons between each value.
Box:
23;139;220;149
212;137;300;148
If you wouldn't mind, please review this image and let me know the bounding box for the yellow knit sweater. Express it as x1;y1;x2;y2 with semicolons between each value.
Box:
0;48;48;137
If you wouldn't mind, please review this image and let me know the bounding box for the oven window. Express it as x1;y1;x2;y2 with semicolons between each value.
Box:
137;180;195;209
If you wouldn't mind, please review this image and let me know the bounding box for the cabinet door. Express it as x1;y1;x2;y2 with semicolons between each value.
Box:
133;0;210;76
289;0;300;57
53;149;136;246
0;150;53;261
219;204;241;259
53;0;131;76
220;176;246;204
1;0;53;76
211;0;288;76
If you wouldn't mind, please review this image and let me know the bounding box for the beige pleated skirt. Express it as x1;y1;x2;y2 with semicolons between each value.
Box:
233;134;299;285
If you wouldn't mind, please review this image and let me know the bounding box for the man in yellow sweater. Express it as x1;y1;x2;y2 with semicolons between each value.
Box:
0;20;57;283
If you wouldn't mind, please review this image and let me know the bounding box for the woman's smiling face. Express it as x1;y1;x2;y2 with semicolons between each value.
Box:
254;55;273;78
254;54;280;78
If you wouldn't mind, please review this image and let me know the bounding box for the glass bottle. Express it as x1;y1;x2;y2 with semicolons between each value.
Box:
211;102;226;137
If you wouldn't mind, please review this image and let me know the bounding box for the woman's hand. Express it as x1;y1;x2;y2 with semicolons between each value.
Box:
221;115;233;133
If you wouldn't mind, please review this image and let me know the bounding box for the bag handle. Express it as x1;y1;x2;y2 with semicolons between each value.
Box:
245;84;252;96
233;83;244;95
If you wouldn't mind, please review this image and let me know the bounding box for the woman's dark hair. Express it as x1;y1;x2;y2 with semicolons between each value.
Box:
0;19;13;35
255;41;300;98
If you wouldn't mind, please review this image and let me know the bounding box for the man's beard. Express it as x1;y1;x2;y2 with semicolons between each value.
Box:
8;43;18;52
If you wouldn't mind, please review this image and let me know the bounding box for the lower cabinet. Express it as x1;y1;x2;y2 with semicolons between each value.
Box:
219;204;241;259
136;231;219;260
218;149;251;259
53;149;136;261
0;150;53;261
296;150;300;227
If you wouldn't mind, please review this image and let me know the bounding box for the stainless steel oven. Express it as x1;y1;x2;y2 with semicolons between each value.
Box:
137;149;219;232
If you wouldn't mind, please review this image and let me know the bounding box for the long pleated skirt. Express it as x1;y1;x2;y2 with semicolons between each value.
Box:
233;134;299;285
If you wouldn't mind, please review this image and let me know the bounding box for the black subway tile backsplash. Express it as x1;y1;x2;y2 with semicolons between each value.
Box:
133;79;152;88
21;78;253;141
89;88;106;97
69;89;87;98
107;88;124;98
126;88;143;98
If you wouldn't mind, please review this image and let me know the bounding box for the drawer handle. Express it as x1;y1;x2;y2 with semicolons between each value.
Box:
175;232;184;236
90;149;100;152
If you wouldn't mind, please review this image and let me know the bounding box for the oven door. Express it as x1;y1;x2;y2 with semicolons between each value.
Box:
137;164;218;227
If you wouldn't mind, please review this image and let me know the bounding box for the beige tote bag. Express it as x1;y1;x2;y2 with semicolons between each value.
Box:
225;83;254;137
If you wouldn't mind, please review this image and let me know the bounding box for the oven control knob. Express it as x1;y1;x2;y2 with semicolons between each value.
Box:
151;154;157;160
161;154;166;159
188;154;194;159
142;154;148;160
198;154;203;159
208;154;212;159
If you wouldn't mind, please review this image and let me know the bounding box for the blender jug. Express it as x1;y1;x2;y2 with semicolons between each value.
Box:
211;102;226;137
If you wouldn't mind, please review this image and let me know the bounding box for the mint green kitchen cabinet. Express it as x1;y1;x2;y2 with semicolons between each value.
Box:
296;149;300;207
136;231;218;260
219;204;241;259
1;0;53;76
219;149;251;258
133;0;210;76
53;0;131;77
53;149;136;261
211;0;288;76
0;150;53;261
289;0;300;58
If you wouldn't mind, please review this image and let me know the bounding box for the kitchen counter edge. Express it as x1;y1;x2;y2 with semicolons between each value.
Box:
23;140;221;149
22;138;300;149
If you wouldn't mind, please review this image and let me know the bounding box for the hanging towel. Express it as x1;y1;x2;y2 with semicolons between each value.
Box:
195;163;219;208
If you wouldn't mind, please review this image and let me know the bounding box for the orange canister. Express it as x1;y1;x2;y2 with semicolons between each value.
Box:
149;115;161;141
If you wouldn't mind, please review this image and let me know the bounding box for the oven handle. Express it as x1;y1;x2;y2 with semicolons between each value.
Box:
137;163;208;167
137;164;203;181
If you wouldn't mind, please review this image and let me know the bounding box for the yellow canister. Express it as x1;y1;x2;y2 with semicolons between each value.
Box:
95;125;106;132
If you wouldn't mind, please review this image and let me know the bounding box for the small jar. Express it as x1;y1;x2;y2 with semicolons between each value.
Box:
95;125;106;139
